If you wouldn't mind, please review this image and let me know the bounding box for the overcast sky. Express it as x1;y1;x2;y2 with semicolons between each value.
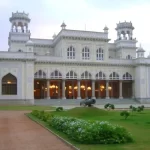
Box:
0;0;150;56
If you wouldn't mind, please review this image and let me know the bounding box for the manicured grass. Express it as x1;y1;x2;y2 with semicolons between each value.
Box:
0;105;54;110
29;107;150;150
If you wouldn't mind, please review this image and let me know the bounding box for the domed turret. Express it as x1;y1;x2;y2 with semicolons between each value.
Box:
136;44;145;58
26;40;33;46
115;21;134;40
26;40;34;52
9;11;30;33
61;22;66;29
103;26;109;33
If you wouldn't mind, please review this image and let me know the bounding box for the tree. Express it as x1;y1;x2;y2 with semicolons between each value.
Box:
120;111;130;120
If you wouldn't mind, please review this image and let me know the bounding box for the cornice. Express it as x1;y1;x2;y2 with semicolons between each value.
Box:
35;61;135;67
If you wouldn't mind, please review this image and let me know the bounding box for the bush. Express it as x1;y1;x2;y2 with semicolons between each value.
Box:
56;107;63;112
48;116;133;144
31;110;53;122
137;105;144;112
120;111;130;119
104;103;115;110
129;105;145;113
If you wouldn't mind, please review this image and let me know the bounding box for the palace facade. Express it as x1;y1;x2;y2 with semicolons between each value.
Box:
0;11;150;104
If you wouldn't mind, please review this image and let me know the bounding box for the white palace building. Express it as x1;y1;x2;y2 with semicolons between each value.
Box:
0;11;150;104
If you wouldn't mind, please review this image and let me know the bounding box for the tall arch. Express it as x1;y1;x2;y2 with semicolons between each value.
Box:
95;71;106;80
66;70;77;79
2;73;17;95
34;70;46;78
51;70;62;79
109;72;119;80
81;71;92;79
123;72;132;80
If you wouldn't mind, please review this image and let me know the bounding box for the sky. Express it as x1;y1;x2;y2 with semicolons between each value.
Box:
0;0;150;56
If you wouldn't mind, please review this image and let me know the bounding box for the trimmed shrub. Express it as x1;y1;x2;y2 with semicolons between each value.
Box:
120;111;130;119
31;110;53;122
48;116;133;144
56;107;63;112
104;103;115;110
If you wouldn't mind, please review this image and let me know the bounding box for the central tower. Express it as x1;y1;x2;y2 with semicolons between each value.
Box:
8;11;31;52
115;21;137;59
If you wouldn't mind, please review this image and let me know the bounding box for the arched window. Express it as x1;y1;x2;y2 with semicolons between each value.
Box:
81;71;92;79
34;70;46;78
66;71;77;79
109;72;119;80
2;73;17;95
126;55;132;59
96;71;106;80
67;46;75;59
82;47;90;60
51;70;62;79
123;72;132;80
96;48;104;60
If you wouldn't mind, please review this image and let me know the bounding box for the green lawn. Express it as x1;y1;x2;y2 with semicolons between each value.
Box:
0;105;54;110
28;107;150;150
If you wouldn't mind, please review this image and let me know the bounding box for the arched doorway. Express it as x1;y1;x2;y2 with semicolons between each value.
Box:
2;73;17;95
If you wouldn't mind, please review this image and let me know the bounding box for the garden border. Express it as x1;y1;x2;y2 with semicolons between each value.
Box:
25;113;80;150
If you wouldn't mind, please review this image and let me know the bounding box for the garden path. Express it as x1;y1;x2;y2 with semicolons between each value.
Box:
0;111;73;150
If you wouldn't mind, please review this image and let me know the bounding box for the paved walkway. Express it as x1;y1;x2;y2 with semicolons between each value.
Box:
0;111;73;150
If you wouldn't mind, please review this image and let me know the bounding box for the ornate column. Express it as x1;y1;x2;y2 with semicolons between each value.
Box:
92;80;96;99
62;79;66;99
47;80;50;99
98;82;101;98
132;81;135;98
85;81;87;98
77;80;81;99
72;81;74;99
58;81;60;99
106;80;109;99
119;80;123;99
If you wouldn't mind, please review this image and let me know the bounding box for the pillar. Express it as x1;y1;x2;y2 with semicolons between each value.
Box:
106;80;109;99
98;82;101;98
62;80;66;99
72;81;74;99
92;80;96;99
77;80;81;99
85;81;87;98
47;80;50;99
119;80;123;99
58;81;60;98
132;81;135;98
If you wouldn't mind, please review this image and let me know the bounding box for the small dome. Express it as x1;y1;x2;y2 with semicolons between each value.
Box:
61;22;66;29
137;44;145;52
26;40;34;46
103;26;109;31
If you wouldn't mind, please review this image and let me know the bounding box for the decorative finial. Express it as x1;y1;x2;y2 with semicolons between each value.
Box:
61;21;66;29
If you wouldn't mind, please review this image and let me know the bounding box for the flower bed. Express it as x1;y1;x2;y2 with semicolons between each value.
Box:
48;116;133;144
31;110;133;144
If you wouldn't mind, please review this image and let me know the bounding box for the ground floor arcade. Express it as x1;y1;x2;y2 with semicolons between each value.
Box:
34;79;133;99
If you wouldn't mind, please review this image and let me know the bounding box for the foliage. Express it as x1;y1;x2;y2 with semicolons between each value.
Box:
137;105;144;112
120;111;130;120
129;105;145;113
48;116;133;144
56;107;63;112
104;103;115;110
31;110;53;122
